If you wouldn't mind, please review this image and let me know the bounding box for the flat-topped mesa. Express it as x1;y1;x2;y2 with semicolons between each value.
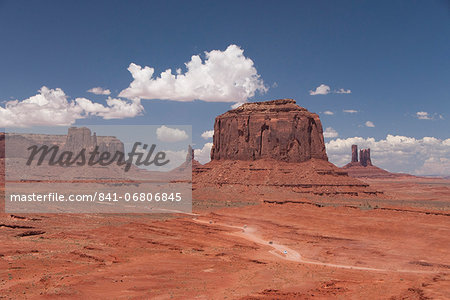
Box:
210;99;328;163
65;127;97;152
65;127;124;154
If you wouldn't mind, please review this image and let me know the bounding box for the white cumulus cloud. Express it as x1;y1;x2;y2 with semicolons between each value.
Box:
119;44;267;102
201;130;214;139
326;135;450;175
365;121;375;127
343;109;358;113
323;127;339;138
309;84;331;95
76;97;143;120
194;142;213;164
323;110;334;115
156;126;189;143
87;87;111;95
0;86;143;127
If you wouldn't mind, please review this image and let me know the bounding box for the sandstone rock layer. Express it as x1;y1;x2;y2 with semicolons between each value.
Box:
210;99;328;162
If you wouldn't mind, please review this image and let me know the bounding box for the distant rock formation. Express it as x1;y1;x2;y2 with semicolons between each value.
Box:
351;145;358;163
188;145;202;169
348;145;372;167
186;145;193;162
65;127;97;152
3;127;124;159
185;144;202;168
359;148;372;167
66;127;124;154
171;145;202;173
210;99;328;163
343;145;397;178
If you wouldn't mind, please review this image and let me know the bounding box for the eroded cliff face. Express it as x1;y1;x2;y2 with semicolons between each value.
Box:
210;99;328;163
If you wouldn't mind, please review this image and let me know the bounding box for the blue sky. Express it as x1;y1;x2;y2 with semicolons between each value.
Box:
0;0;449;174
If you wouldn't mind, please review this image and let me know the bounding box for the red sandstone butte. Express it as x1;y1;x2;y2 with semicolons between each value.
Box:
359;148;372;167
194;100;382;201
210;99;328;162
351;144;358;163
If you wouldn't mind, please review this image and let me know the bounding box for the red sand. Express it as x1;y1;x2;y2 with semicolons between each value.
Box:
0;174;449;299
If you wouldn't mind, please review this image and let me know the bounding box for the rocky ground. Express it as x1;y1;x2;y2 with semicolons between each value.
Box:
0;176;449;299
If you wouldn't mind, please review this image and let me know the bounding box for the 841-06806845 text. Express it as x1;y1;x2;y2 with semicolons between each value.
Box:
9;192;183;203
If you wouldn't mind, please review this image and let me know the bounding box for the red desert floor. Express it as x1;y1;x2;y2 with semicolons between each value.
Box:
0;176;449;299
